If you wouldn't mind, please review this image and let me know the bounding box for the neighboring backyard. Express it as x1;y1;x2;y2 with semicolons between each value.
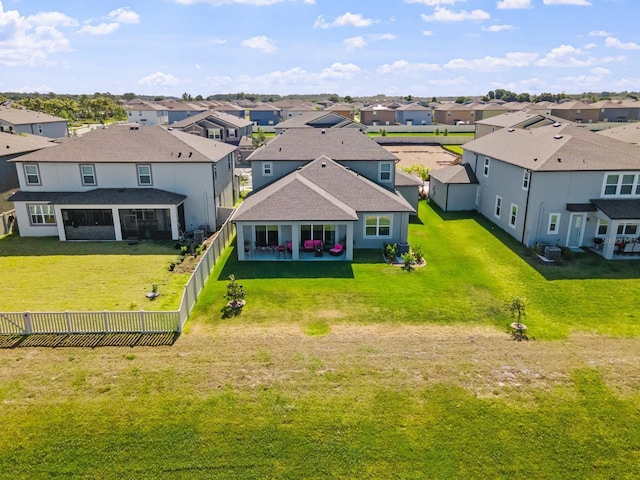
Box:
0;237;190;311
1;201;640;478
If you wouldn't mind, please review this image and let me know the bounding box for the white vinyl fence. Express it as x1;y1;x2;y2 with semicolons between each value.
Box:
0;218;236;336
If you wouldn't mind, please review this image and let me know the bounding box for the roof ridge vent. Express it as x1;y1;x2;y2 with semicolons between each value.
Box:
554;134;563;139
508;128;515;132
553;122;562;127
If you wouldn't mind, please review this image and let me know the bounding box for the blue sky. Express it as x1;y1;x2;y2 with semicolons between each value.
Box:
0;0;638;98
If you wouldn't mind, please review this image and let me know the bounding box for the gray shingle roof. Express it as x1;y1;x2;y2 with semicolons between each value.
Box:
232;156;414;222
430;163;478;184
12;125;236;164
0;106;68;125
597;124;640;145
9;188;186;205
474;111;567;128
591;199;640;220
170;110;252;129
463;123;640;172
394;168;423;186
0;132;56;157
247;128;398;162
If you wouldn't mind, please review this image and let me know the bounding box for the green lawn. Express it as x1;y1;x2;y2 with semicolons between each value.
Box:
0;236;190;311
2;202;640;478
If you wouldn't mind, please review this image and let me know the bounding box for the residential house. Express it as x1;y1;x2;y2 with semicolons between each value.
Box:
550;101;599;124
212;103;246;119
324;103;355;120
359;105;396;127
0;132;56;193
170;110;253;146
271;101;317;120
249;104;282;126
9;125;238;241
159;100;207;124
597;123;640;144
591;100;640;123
432;123;640;259
274;111;365;134
124;100;169;126
472;103;510;122
233;129;416;260
0;106;69;139
433;103;475;125
395;103;433;126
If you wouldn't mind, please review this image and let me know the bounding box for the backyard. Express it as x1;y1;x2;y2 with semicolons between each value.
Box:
1;201;640;478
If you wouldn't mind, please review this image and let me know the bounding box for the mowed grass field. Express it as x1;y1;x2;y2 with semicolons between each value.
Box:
1;201;640;478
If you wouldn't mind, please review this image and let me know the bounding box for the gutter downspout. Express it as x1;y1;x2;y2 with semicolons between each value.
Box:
521;170;532;244
445;184;449;211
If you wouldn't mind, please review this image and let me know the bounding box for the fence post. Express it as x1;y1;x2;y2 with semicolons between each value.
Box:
23;312;33;335
140;310;146;333
65;310;72;334
103;310;109;333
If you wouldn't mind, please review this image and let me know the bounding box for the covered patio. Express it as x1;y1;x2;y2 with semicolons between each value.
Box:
589;198;640;260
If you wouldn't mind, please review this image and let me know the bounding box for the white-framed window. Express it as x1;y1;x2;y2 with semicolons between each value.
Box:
37;124;43;134
483;157;490;177
364;215;392;237
522;170;530;191
597;219;608;236
137;164;152;185
547;213;561;234
509;204;518;229
24;164;41;185
208;129;221;139
28;204;55;225
228;128;237;138
617;223;639;236
494;196;502;218
602;172;640;197
262;162;272;176
80;164;96;186
379;162;392;182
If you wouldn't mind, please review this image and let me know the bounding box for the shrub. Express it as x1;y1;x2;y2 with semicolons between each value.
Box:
435;128;440;135
225;274;245;308
401;252;415;271
384;243;398;260
381;129;387;137
412;244;424;263
444;129;449;136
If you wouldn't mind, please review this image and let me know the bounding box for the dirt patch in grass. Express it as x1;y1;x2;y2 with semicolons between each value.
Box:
383;145;460;171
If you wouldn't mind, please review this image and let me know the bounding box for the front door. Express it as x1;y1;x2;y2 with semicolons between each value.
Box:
567;214;585;247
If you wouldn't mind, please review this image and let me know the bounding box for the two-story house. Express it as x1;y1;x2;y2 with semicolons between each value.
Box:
1;132;56;194
249;104;282;126
394;103;432;126
170;110;253;146
359;105;396;127
9;125;238;241
273;111;365;134
124;100;169;126
0;106;69;139
430;123;640;259
231;129;415;261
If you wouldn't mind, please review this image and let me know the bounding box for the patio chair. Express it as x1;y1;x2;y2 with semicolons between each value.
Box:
622;242;635;255
329;243;344;256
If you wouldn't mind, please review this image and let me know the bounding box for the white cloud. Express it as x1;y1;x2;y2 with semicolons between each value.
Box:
175;0;292;5
591;67;610;76
241;35;277;52
374;33;395;40
483;24;514;32
15;84;55;94
543;0;591;5
0;3;76;66
209;38;227;45
584;43;597;49
423;30;433;36
497;0;531;8
604;36;640;50
422;7;490;22
304;0;315;3
138;72;180;87
344;36;367;50
601;55;626;63
377;59;440;74
428;76;470;87
314;12;373;29
79;23;120;35
320;62;361;80
405;0;458;5
205;75;234;88
107;7;140;24
80;7;140;35
536;44;592;67
589;30;610;37
444;52;537;71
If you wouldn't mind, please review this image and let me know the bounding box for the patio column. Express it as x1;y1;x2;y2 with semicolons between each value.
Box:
113;208;123;241
54;205;66;241
291;224;300;260
237;224;246;261
170;205;180;240
602;220;618;260
345;222;354;261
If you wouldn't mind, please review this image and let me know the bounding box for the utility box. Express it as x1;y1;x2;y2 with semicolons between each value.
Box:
544;246;562;261
194;230;204;245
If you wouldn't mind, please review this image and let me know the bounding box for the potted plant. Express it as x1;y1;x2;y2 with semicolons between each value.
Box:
224;274;245;308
